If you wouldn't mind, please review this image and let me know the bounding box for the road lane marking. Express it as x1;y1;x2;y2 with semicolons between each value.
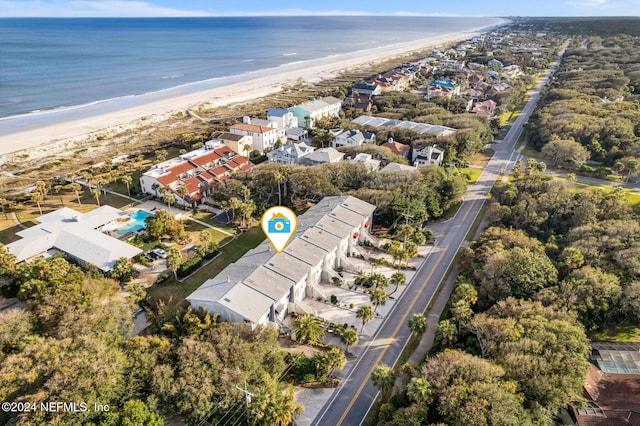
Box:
336;246;450;425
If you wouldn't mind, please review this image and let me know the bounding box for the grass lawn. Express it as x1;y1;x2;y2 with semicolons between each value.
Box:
589;325;640;342
146;226;266;314
458;168;483;185
499;100;527;127
192;210;238;235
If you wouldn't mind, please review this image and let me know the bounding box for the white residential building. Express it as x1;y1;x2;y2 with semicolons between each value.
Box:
331;129;376;148
267;142;315;165
186;196;376;328
413;145;445;167
5;206;143;272
230;117;279;152
267;108;299;132
288;96;342;128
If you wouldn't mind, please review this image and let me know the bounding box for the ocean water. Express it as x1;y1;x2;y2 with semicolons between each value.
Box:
0;16;503;120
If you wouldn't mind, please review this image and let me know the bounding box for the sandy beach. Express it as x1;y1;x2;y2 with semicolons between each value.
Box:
0;25;503;160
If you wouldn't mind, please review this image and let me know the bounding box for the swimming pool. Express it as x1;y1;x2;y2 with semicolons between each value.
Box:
114;210;154;235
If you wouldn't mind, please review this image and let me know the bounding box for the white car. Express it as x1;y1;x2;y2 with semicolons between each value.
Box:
153;248;167;259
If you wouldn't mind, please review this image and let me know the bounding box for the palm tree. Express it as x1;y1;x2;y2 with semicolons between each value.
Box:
406;377;432;404
436;319;458;347
163;193;176;211
166;247;182;280
408;313;427;335
121;175;133;197
91;188;102;207
371;364;395;395
368;273;389;290
339;326;358;354
370;287;388;314
69;183;82;204
35;180;48;200
389;271;407;294
451;299;473;331
0;244;17;276
177;186;189;203
151;183;160;197
293;314;325;344
243;143;253;157
52;185;65;206
356;305;375;333
0;198;8;220
248;380;303;426
31;191;44;215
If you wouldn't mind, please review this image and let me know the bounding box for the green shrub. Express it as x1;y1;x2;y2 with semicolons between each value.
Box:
156;273;170;284
177;255;203;277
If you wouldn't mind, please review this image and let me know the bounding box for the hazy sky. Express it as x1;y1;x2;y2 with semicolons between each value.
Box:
0;0;639;17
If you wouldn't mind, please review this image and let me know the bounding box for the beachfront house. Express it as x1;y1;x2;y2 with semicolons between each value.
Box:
331;129;376;148
186;195;376;329
230;117;279;152
139;144;253;206
267;108;299;132
267;142;315;165
209;131;253;157
5;206;142;272
351;81;382;96
413;145;445;167
288;96;342;129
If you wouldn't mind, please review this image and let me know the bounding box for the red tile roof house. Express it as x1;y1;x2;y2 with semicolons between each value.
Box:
381;138;411;159
139;144;254;207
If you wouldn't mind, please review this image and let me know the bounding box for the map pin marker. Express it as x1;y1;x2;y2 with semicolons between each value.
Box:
261;206;298;253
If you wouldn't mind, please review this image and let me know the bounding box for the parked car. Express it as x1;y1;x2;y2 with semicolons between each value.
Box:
153;248;167;259
147;251;159;260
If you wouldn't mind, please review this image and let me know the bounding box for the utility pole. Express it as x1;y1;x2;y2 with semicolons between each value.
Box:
236;382;254;406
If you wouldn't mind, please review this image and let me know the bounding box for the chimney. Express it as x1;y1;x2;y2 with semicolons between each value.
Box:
243;116;251;124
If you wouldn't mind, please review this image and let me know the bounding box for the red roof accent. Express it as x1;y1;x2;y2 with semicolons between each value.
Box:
190;151;221;167
211;165;228;176
168;162;196;175
155;174;176;186
382;141;411;156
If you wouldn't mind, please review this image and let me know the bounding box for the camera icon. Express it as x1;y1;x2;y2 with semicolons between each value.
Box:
267;213;291;234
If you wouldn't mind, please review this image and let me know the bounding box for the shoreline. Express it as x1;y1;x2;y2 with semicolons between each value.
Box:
0;20;508;159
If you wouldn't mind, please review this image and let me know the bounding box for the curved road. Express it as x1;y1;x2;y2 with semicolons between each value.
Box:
311;46;567;426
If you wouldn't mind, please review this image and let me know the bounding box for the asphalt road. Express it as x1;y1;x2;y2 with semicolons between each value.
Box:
311;49;566;426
